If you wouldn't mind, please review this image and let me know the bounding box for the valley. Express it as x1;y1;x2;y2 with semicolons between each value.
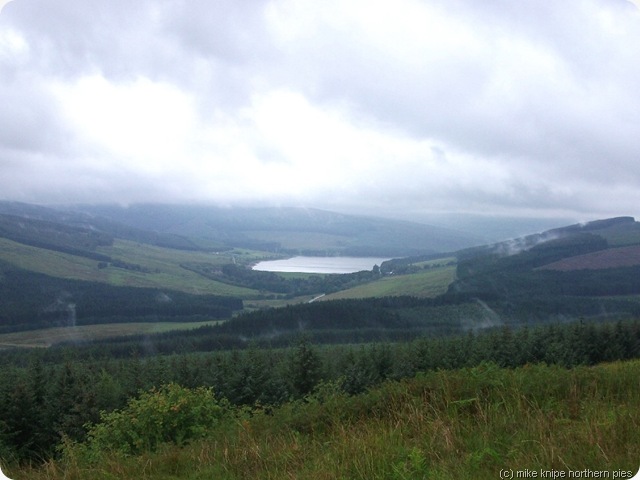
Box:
3;1;638;476
0;202;469;343
1;202;640;477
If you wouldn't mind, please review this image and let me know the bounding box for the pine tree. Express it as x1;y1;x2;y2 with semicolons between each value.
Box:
290;338;322;397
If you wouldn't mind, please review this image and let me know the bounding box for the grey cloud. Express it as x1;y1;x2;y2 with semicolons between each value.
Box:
162;0;272;63
2;0;144;77
275;0;640;174
1;0;639;220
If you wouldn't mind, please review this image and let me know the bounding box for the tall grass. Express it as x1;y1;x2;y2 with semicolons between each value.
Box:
9;360;640;479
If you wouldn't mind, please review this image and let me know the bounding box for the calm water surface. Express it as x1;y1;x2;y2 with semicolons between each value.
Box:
252;256;391;274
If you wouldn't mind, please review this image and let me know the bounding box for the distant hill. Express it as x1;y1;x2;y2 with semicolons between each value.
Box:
0;201;485;256
539;245;640;271
0;201;212;251
71;203;484;256
455;216;637;260
0;213;114;260
445;215;640;323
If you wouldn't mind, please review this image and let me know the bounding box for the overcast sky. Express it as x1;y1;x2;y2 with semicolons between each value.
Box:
1;0;640;224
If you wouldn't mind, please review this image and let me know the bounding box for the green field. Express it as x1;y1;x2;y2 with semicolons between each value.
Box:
324;265;456;300
0;235;458;345
0;237;458;346
0;320;222;348
0;237;261;296
0;238;455;348
0;237;107;281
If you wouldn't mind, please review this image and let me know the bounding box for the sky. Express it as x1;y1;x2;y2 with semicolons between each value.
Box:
1;0;640;225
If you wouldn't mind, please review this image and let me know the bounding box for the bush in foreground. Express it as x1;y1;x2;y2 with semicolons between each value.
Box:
72;383;230;458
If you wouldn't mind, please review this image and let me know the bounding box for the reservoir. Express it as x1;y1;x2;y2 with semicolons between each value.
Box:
252;256;391;274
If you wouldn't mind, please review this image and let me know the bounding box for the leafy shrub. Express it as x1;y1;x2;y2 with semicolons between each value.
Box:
80;383;229;456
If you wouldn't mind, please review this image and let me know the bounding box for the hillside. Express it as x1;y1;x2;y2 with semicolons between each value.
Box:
8;357;640;479
0;202;476;336
539;244;640;271
153;215;640;352
0;262;242;334
2;205;640;346
6;214;640;355
446;216;640;323
3;211;640;476
71;203;484;256
0;201;211;251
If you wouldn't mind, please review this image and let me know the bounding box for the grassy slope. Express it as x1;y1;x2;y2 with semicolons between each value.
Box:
324;265;456;300
0;237;259;296
0;238;459;343
14;360;640;479
0;237;104;281
0;238;267;345
0;321;223;348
